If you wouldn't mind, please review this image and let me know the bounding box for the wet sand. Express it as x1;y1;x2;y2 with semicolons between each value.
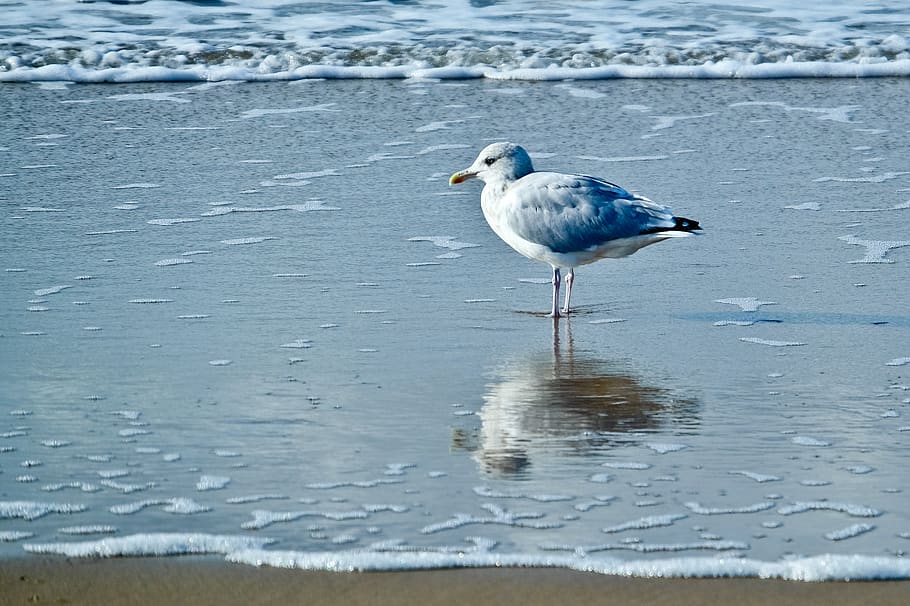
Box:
1;558;908;606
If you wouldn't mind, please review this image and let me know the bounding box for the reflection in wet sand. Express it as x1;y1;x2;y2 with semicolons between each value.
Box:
466;320;699;477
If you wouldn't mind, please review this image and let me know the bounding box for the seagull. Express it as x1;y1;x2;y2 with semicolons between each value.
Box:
450;142;702;317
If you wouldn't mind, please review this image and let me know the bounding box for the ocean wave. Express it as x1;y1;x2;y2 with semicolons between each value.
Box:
1;0;909;82
18;532;910;580
3;58;910;83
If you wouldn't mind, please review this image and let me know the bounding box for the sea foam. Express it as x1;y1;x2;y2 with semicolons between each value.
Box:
2;1;909;82
25;533;274;557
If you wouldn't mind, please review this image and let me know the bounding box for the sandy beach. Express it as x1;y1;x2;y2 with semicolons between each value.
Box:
1;558;908;606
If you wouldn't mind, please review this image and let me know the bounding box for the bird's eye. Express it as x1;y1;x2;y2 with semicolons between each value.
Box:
484;157;496;166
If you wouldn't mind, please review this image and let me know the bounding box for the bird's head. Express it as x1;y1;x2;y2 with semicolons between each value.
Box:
450;142;535;186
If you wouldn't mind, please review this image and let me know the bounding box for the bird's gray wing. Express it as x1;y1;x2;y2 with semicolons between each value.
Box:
501;172;676;253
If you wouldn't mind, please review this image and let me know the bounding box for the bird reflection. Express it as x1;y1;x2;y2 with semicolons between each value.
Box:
461;318;699;477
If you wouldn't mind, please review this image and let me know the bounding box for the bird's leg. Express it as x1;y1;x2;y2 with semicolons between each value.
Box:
562;268;575;314
549;267;561;318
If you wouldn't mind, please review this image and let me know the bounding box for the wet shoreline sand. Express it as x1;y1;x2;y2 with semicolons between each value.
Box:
2;557;909;606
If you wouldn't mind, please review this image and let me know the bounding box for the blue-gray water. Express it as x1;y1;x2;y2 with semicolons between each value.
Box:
1;78;909;578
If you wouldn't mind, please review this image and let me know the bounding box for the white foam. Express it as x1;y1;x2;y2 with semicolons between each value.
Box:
100;480;156;494
1;531;35;542
112;410;141;420
825;523;876;541
845;465;874;475
97;470;129;479
154;258;194;267
226;494;288;505
148;218;200;226
221;237;277;246
800;479;832;487
281;339;313;349
715;297;777;312
685;501;775;515
729;470;781;483
196;475;231;491
644;443;688;454
242;509;368;530
791;436;831;447
25;533;273;557
272;169;341;180
0;501;87;521
235;547;910;580
816;171;909;184
408;236;480;251
33;285;72;297
778;501;881;517
86;229;138;236
740;337;806;347
421;504;562;534
785;202;821;211
574;496;617;512
472;486;573;502
383;463;415;476
839;235;910;264
58;525;118;535
170;499;211;515
112;183;160;190
203;202;338;215
543;540;748;555
305;478;401;490
602;513;687;533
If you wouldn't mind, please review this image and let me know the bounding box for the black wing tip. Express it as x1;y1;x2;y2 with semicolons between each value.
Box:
673;216;702;232
639;216;703;236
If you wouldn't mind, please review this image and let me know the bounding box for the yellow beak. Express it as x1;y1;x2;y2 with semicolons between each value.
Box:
449;170;476;185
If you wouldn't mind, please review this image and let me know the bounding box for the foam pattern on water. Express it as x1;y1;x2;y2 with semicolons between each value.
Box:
2;72;910;581
1;1;909;82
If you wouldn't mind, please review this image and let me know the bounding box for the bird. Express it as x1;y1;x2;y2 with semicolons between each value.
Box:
449;142;702;317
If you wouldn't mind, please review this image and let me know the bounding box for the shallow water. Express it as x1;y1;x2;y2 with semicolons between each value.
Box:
1;78;909;577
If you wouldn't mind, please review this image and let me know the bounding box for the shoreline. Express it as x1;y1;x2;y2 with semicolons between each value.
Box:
2;61;910;83
2;557;909;606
